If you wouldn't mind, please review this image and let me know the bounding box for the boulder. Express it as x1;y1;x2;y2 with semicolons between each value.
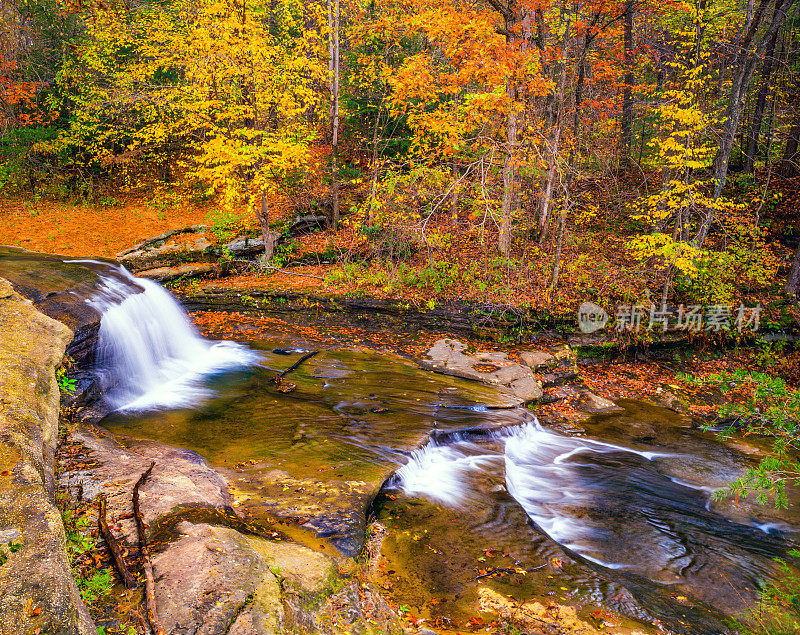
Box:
421;339;543;403
225;234;266;258
152;522;284;635
289;214;328;235
0;277;96;635
519;350;557;370
117;226;215;273
61;424;237;546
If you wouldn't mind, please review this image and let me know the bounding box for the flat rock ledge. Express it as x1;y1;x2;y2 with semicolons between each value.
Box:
420;339;544;403
0;277;96;635
59;423;403;634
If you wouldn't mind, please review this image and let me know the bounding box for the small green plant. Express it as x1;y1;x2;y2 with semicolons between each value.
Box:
80;569;113;604
679;370;800;508
0;540;21;566
56;367;77;394
732;550;800;634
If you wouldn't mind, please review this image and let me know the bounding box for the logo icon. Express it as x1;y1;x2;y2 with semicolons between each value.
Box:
578;302;608;334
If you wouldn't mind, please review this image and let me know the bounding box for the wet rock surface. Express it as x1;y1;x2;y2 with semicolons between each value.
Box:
0;277;95;635
421;338;543;402
61;424;238;546
0;246;142;364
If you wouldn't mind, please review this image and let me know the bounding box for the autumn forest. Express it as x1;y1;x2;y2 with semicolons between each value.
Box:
0;0;798;316
6;1;800;633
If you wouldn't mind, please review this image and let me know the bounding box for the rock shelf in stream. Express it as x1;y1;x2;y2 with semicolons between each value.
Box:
0;246;143;366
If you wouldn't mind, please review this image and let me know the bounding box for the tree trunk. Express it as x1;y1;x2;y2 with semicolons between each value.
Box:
711;0;795;201
786;240;800;299
498;5;520;257
328;0;340;230
451;160;460;226
499;91;518;257
255;193;276;262
780;115;800;177
698;0;795;248
744;26;778;173
620;0;634;165
538;54;569;243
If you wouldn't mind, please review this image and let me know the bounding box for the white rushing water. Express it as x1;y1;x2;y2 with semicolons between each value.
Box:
394;419;691;571
82;262;258;411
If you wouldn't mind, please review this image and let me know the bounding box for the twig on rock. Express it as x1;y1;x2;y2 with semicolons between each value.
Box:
98;494;138;589
133;462;165;635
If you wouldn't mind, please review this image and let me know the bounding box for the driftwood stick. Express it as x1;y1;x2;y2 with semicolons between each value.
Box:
270;351;318;383
98;494;138;589
133;462;164;635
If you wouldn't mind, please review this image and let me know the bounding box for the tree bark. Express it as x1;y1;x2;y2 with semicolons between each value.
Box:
328;0;340;230
780;115;800;177
498;3;520;257
711;0;795;201
786;241;800;299
255;192;276;262
133;463;164;635
744;25;778;173
697;0;796;248
98;494;138;590
620;0;635;165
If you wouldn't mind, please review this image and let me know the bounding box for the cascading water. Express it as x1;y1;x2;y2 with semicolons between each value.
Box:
80;262;259;411
391;416;795;629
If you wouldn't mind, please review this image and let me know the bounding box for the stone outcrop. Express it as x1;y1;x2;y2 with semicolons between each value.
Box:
152;522;285;634
420;339;543;403
0;277;96;635
0;247;142;365
58;423;401;635
117;225;216;273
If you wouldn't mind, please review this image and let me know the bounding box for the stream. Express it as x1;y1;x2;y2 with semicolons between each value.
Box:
57;262;800;633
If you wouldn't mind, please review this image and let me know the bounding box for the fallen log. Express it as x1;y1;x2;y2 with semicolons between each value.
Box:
98;494;138;589
270;351;318;384
133;462;165;635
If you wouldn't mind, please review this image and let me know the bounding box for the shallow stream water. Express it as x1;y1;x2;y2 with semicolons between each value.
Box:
77;265;798;634
101;335;799;634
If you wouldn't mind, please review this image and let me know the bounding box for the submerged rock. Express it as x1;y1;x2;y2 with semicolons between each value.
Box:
0;277;96;635
420;339;543;403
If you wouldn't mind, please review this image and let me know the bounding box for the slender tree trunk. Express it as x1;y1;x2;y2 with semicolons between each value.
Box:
538;53;569;243
255;193;276;262
451;160;460;226
711;0;794;200
780;58;800;176
499;5;521;257
698;0;796;248
744;27;778;173
328;0;340;229
620;0;634;165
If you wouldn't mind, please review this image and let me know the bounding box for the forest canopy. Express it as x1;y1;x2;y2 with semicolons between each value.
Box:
2;0;799;312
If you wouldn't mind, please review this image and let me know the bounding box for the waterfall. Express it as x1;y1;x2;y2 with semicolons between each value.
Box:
81;262;258;411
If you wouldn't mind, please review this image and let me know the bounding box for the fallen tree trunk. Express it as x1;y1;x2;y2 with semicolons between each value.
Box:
133;462;165;635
